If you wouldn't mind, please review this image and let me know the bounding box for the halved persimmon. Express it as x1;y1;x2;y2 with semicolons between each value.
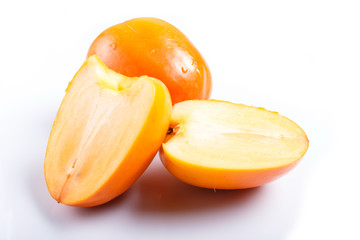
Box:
44;55;172;207
160;100;309;189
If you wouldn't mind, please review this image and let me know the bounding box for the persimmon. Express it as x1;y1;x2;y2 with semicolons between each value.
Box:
160;100;309;189
87;17;212;105
44;18;309;207
44;56;171;207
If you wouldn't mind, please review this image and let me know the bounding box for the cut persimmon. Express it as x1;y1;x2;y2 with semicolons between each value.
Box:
44;55;172;207
160;100;309;189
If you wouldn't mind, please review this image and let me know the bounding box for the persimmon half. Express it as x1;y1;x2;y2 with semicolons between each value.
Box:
160;100;309;189
87;17;212;105
44;55;172;207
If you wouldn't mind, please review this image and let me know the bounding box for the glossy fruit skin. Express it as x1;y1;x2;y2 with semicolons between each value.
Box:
160;147;300;189
87;17;212;105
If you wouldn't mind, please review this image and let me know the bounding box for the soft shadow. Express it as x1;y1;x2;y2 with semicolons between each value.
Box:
131;158;306;240
132;159;262;214
72;190;131;217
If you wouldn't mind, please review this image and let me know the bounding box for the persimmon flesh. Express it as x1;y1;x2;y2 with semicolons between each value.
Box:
44;55;172;207
160;100;309;189
87;17;212;105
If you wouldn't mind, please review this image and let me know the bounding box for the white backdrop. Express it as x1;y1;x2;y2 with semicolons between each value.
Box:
1;0;359;239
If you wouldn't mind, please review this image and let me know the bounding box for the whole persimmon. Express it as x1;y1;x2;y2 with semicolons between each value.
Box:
87;17;212;104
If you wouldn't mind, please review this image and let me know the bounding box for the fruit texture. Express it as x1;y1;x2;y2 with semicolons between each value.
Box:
44;55;172;207
160;100;309;189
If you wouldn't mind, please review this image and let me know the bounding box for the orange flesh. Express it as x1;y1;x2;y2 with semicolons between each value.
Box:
44;56;171;206
160;100;309;189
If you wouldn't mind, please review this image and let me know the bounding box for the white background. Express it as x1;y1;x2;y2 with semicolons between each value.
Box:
1;0;359;239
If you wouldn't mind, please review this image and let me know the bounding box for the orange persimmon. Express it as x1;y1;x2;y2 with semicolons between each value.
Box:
160;100;309;189
87;17;212;105
44;55;172;207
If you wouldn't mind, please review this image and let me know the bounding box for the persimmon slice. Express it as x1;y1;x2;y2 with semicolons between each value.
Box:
160;100;309;189
45;55;171;207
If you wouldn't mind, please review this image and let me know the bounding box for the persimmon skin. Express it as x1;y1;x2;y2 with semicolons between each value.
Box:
160;148;300;189
87;17;212;105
